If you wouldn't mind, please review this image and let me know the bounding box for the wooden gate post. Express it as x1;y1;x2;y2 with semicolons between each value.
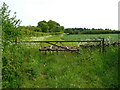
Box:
15;37;18;45
101;38;105;53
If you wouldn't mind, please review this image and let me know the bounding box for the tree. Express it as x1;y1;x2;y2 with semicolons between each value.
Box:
67;28;73;34
21;26;41;32
1;2;22;88
60;26;64;30
34;27;41;32
37;20;49;32
37;20;64;33
0;2;21;47
48;20;60;29
48;20;65;33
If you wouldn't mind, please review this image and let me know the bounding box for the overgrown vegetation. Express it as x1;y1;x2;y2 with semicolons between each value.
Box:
1;2;119;88
2;40;119;88
18;20;65;38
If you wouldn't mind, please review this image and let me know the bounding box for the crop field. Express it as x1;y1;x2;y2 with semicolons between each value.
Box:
61;34;119;42
2;34;119;88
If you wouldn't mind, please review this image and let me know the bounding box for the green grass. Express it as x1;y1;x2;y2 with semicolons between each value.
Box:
61;34;119;42
2;34;119;88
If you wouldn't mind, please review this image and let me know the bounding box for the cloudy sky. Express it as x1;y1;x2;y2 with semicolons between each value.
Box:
0;0;119;30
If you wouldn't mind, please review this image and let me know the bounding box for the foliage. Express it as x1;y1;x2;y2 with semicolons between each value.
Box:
81;30;120;34
37;20;64;33
67;28;74;34
20;26;41;32
1;2;22;88
48;20;60;30
37;20;49;32
0;2;21;46
2;35;119;88
2;24;119;88
65;28;120;34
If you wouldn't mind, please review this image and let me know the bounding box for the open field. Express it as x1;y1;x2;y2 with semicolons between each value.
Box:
61;34;119;42
2;34;119;88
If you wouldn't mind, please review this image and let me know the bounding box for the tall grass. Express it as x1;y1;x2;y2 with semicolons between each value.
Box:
2;42;119;88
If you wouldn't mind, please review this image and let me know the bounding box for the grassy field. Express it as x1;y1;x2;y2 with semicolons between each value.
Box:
61;34;119;42
2;34;119;88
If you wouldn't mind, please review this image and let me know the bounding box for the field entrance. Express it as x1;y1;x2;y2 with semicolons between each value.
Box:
13;39;104;54
9;34;119;88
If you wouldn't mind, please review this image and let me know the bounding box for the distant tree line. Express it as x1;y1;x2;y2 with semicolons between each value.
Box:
18;20;65;36
65;28;120;34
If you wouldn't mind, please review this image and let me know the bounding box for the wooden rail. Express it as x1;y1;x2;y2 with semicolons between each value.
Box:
12;38;120;54
46;42;80;54
12;40;101;43
12;39;104;54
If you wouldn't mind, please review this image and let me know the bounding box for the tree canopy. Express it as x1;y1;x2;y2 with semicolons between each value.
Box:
0;2;21;46
37;20;64;33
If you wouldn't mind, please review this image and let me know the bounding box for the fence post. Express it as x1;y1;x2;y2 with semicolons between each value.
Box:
15;37;18;45
101;38;105;53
